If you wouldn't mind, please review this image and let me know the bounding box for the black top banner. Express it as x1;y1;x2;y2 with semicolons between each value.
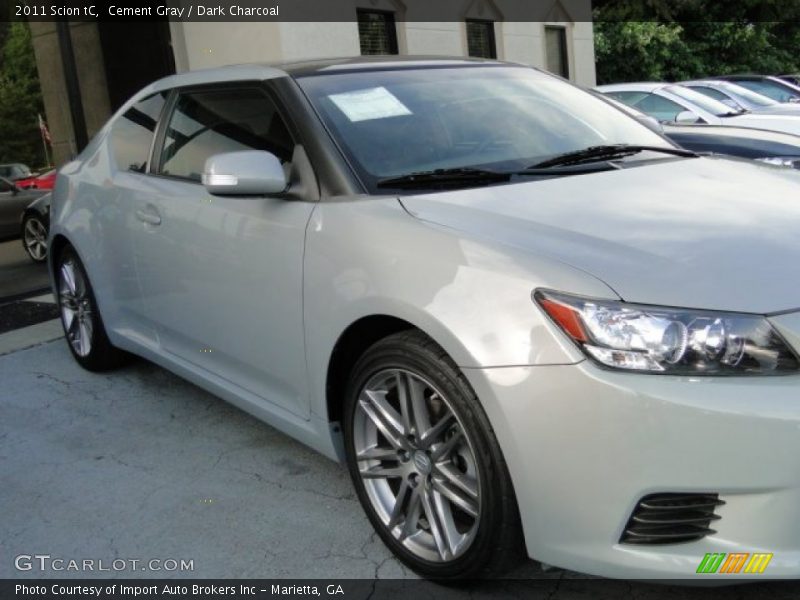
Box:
8;0;595;22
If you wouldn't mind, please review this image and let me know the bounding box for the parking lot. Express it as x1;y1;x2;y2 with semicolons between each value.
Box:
0;315;798;597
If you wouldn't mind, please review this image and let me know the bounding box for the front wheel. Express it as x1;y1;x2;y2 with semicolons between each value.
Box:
344;331;524;579
56;246;128;371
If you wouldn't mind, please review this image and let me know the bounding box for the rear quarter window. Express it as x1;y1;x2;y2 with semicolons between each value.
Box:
109;92;167;173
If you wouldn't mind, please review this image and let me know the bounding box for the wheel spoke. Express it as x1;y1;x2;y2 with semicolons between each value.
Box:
359;392;409;451
356;446;400;462
421;485;451;560
78;322;89;356
62;308;76;335
431;428;464;461
80;317;93;350
366;389;405;436
395;372;413;435
398;488;422;541
435;463;478;500
432;477;479;518
420;412;456;449
359;464;404;479
387;478;410;529
60;262;77;294
407;375;430;437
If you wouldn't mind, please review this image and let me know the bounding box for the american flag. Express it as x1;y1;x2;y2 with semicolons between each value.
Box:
38;113;52;145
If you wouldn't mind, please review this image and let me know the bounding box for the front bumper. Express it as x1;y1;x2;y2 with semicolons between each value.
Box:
463;356;800;580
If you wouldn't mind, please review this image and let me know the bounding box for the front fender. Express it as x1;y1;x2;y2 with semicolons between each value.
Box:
303;198;618;421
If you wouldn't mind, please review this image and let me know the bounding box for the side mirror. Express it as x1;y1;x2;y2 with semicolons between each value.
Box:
637;114;663;133
674;110;701;125
202;150;287;196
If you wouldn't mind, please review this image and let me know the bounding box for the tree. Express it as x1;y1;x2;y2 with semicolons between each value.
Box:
0;22;46;167
593;0;800;84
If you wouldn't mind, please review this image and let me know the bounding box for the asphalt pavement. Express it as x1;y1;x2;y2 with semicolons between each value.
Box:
0;238;50;300
1;333;799;598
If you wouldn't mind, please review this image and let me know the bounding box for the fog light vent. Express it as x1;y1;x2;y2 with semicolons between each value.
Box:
620;493;724;545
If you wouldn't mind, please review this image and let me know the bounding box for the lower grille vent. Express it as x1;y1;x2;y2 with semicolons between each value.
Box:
620;493;724;545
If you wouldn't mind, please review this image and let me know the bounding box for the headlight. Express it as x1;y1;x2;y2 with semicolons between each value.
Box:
534;290;799;374
755;156;800;169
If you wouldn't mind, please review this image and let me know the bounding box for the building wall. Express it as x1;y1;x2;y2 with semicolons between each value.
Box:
30;0;595;165
29;22;112;165
173;18;596;87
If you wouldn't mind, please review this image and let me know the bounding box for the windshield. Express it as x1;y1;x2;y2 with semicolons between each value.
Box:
734;79;800;103
718;82;776;107
298;66;671;192
665;85;738;116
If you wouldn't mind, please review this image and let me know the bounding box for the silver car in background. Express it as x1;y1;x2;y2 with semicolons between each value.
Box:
599;81;800;135
681;79;800;115
50;57;800;580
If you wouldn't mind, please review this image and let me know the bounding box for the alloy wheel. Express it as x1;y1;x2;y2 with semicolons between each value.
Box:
58;258;93;357
352;368;481;563
23;217;48;261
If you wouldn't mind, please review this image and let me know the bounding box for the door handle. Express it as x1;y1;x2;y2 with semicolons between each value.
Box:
136;207;161;226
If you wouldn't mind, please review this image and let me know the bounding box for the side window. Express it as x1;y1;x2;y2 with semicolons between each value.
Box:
110;92;167;173
736;80;794;103
604;91;648;105
0;178;14;193
632;93;685;122
158;87;294;182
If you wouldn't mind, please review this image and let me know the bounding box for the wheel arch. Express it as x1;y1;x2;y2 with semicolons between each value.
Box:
325;314;416;426
48;233;72;276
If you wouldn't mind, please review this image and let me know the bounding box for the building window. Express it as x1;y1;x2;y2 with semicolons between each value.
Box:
545;26;569;78
357;9;398;55
466;20;497;59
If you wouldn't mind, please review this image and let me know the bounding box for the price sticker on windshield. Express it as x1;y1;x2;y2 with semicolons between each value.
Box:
328;87;412;122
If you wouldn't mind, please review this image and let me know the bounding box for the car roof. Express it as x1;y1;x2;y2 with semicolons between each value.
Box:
596;82;668;93
681;80;725;86
712;74;774;81
144;56;509;94
274;55;505;76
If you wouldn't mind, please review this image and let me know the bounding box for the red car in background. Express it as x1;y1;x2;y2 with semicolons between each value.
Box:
15;169;56;190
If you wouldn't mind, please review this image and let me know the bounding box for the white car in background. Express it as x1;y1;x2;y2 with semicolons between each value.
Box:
681;79;800;115
599;82;800;135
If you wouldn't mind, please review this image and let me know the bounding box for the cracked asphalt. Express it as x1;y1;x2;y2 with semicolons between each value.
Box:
1;339;799;599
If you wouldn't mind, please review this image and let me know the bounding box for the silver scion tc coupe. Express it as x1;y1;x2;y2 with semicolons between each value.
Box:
49;57;800;580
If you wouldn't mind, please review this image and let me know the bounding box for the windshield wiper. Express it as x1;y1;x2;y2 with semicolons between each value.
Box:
529;144;697;169
376;167;513;189
375;163;618;189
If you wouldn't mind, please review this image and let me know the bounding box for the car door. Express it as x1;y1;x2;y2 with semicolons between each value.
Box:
0;178;39;238
132;83;315;418
91;91;169;347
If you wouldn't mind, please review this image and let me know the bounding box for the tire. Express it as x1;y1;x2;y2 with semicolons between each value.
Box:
55;246;128;371
343;330;524;579
21;213;48;263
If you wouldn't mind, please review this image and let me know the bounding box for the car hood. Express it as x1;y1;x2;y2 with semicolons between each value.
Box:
400;156;800;314
752;104;800;117
729;113;800;135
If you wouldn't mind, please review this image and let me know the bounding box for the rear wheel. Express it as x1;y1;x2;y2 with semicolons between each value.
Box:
56;247;127;371
343;330;524;579
22;213;48;263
